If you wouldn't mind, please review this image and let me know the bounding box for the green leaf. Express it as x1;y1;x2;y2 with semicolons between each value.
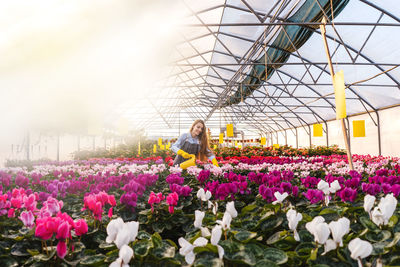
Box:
98;242;114;250
152;232;163;248
27;249;40;256
234;230;257;243
295;242;315;258
0;255;18;267
137;230;152;240
244;243;266;260
152;240;176;259
319;208;337;215
263;248;288;264
32;250;57;262
388;215;398;228
153;221;166;233
11;242;30;257
359;216;379;232
259;215;283;231
194;251;223;267
386;232;400;248
133;240;153;258
255;259;279;267
267;231;287;245
79;254;106;266
241;204;257;214
1;234;24;241
365;230;391;242
371;242;389;256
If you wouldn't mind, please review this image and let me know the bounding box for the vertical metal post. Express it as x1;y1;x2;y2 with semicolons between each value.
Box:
56;133;60;162
285;130;288;145
308;125;312;148
376;111;382;155
320;18;354;170
295;127;299;148
26;131;30;160
324;122;329;147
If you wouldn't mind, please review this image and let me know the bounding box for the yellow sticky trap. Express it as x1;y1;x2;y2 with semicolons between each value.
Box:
158;138;162;146
226;124;234;137
153;144;157;153
166;144;170;150
313;124;323;137
235;141;238;147
353;120;366;137
273;144;280;149
219;133;224;144
333;70;347;120
213;144;217;149
138;142;141;155
180;155;196;170
260;137;266;146
160;145;165;150
238;145;242;149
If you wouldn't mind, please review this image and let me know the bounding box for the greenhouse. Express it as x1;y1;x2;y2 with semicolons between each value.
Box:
1;0;400;266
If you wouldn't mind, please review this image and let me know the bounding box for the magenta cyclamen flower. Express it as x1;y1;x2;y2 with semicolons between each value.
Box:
301;176;321;188
166;174;184;185
362;183;381;196
120;192;138;211
303;189;324;204
170;184;192;197
344;177;360;189
391;184;400;197
338;188;357;202
259;185;275;202
197;170;211;184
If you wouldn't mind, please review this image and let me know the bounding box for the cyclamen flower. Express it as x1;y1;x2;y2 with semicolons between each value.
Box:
170;184;192;197
338;188;357;202
74;219;88;236
305;216;330;244
303;189;324;204
165;173;184;185
348;238;373;267
197;170;210;184
19;211;35;228
148;192;164;212
166;192;179;214
286;209;302;241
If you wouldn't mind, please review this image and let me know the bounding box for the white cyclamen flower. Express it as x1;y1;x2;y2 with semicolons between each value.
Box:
194;210;205;229
377;193;397;225
348;238;373;267
286;209;302;241
226;201;237;218
322;239;337;255
317;180;330;195
371;207;385;226
197;188;212;202
106;218;125;243
178;237;208;265
363;194;375;218
211;225;224;259
208;201;218;215
217;212;232;230
115;221;139;249
109;244;133;267
272;192;288;205
305;216;330;244
329;180;341;193
328;217;350;247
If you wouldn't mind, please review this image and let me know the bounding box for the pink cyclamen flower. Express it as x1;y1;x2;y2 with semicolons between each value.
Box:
108;207;113;218
56;221;70;240
338;188;358;202
74;219;88;236
19;211;35;228
8;208;15;218
166;192;179;214
57;240;68;258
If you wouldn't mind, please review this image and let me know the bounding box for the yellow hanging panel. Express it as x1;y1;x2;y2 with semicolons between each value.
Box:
158;138;162;146
333;70;347;120
313;124;323;137
353;120;366;137
138;142;141;155
260;137;266;145
153;144;157;153
219;133;224;144
226;124;234;137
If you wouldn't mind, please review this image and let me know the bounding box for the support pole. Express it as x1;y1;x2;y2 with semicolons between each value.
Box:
26;131;30;161
308;125;312;148
376;111;382;155
295;128;299;149
56;133;60;162
320;17;354;170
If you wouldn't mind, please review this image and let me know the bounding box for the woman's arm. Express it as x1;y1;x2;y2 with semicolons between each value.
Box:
171;133;188;154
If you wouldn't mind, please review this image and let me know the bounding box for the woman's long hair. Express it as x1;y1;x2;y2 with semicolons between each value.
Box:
190;119;211;161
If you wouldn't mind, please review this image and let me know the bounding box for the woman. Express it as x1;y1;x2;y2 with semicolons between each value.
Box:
171;119;219;167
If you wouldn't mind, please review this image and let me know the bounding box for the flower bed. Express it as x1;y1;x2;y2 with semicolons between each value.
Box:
0;154;399;266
